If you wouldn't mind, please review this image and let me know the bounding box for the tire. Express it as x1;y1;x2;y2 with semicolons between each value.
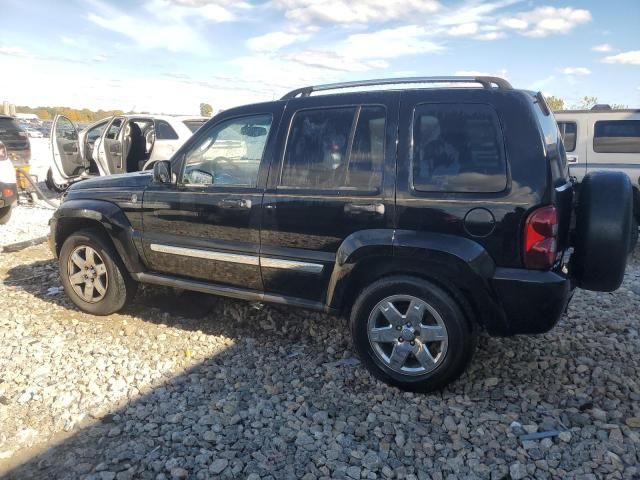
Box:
630;217;639;254
45;167;67;193
573;171;633;292
350;276;477;393
0;206;11;225
59;228;137;315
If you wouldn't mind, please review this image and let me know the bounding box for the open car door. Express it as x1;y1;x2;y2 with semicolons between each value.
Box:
51;114;83;182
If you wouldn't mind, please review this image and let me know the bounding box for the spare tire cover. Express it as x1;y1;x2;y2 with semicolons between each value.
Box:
573;171;632;292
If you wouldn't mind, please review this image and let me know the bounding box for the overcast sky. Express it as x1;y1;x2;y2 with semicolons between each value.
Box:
0;0;638;114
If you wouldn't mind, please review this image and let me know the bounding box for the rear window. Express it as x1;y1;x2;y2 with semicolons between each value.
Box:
594;120;640;153
183;120;207;133
0;118;21;131
557;121;577;152
412;103;507;193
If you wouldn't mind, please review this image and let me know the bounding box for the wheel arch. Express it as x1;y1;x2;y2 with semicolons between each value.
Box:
327;230;507;332
52;199;146;273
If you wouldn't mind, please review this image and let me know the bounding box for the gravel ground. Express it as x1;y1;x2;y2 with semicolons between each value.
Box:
0;241;639;479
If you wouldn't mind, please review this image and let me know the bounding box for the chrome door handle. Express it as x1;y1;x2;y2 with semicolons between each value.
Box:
567;155;578;164
344;203;385;215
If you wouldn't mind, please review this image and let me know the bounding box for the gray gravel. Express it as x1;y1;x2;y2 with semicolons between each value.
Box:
0;243;639;479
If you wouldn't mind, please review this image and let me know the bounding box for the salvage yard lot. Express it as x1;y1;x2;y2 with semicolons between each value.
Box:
0;243;639;479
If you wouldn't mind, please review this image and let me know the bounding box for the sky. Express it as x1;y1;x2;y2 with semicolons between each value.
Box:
0;0;638;115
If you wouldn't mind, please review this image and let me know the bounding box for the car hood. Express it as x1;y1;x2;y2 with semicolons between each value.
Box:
68;172;154;191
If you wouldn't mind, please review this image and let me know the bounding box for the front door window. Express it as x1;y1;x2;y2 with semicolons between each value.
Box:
182;115;272;187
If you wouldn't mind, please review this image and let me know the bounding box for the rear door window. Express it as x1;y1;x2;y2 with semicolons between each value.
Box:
105;118;123;139
593;120;640;153
412;103;507;193
280;106;386;191
558;121;577;152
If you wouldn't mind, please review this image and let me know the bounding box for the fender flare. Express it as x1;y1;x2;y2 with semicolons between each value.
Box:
51;199;146;273
326;229;505;331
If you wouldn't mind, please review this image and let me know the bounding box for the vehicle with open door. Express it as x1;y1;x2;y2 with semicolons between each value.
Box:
47;114;208;192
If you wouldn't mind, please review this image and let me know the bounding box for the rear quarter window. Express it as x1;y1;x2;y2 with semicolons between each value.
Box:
411;103;507;193
593;120;640;153
155;120;179;140
183;120;207;133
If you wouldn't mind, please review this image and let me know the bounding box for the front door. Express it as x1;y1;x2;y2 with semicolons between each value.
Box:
260;92;398;302
51;115;83;182
141;107;282;290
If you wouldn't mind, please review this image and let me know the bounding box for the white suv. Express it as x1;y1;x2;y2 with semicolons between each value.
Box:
47;114;208;192
556;105;640;244
0;141;18;224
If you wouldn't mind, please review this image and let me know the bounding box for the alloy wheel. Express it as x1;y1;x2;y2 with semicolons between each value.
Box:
367;294;448;376
67;245;109;303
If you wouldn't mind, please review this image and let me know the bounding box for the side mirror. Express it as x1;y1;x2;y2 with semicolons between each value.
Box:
153;160;172;184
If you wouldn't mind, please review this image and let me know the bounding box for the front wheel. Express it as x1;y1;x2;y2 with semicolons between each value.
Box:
59;229;137;315
350;276;477;392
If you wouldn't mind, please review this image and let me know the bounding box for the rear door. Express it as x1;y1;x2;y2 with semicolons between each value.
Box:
51;114;83;180
151;119;181;161
260;92;398;302
96;117;125;175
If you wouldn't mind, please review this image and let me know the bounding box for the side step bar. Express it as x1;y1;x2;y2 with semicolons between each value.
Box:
132;272;336;314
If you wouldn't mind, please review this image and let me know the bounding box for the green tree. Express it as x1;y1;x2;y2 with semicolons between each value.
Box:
545;95;565;111
200;102;213;117
573;96;598;110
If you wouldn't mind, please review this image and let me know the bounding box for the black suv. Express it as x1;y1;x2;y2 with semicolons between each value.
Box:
0;115;31;167
49;77;633;391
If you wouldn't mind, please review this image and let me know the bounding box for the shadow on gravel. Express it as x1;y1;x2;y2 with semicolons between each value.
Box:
4;255;627;479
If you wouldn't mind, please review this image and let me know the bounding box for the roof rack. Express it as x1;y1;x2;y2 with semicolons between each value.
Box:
281;76;513;100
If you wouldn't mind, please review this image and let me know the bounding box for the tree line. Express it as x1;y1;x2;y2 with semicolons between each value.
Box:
546;95;627;111
15;103;217;122
15;106;126;122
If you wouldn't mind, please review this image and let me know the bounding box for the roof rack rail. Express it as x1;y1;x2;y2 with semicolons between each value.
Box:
281;76;513;100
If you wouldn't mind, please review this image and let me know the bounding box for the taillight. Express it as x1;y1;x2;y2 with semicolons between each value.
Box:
524;205;558;270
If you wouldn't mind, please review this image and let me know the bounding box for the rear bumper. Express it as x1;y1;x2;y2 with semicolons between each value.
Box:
487;267;573;335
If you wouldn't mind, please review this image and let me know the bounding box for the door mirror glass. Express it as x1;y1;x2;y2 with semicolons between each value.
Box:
153;160;172;184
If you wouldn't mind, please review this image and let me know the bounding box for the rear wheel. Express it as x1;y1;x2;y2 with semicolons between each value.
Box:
350;276;477;392
0;206;11;225
59;229;137;315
